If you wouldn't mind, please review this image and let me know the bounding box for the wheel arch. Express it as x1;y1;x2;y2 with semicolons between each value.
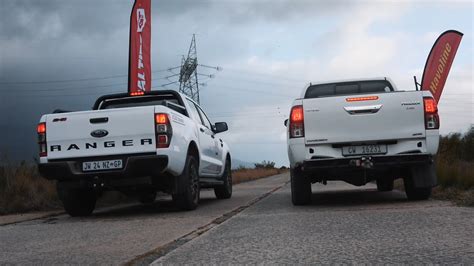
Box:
187;141;200;165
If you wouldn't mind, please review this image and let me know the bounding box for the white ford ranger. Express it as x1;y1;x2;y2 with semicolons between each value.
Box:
38;90;232;216
286;78;439;205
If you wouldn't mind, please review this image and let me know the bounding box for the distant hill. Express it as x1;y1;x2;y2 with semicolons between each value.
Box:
231;158;255;170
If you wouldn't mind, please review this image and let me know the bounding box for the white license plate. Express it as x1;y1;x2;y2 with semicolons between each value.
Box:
82;160;123;172
342;145;387;156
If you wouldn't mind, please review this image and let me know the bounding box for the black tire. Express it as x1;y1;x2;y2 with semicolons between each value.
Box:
404;175;432;200
214;158;232;199
291;168;311;205
138;191;157;204
172;155;200;210
57;184;96;217
376;179;394;192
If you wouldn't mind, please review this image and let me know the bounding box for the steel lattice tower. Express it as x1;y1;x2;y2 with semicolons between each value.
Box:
179;34;200;103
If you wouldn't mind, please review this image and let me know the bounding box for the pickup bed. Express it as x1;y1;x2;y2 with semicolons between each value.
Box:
38;90;232;216
286;78;439;205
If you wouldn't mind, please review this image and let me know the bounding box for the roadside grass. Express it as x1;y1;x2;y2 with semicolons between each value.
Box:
0;162;59;215
0;159;285;215
232;168;286;184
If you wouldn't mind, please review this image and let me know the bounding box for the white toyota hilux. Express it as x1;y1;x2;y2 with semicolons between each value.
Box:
38;90;232;216
286;78;439;205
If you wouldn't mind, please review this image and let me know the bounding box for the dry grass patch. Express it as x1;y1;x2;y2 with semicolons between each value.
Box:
0;162;59;215
432;187;474;207
232;168;287;184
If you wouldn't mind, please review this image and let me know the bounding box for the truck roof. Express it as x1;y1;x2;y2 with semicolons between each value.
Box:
92;90;185;110
300;77;397;98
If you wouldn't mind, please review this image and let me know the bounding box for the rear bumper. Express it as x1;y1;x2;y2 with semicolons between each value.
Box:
38;154;168;181
302;154;433;172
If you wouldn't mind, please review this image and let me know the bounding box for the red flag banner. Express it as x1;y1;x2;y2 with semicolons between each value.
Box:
128;0;151;95
421;30;463;103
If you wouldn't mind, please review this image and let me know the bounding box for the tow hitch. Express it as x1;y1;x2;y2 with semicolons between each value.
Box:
350;156;374;169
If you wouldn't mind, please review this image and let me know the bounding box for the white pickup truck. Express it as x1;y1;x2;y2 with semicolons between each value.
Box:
38;90;232;216
286;78;439;205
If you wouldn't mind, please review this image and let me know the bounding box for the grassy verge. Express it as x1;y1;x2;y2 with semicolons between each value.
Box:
432;131;474;206
232;168;287;184
0;162;59;215
0;161;285;215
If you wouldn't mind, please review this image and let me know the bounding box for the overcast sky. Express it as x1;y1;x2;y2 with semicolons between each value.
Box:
0;0;472;166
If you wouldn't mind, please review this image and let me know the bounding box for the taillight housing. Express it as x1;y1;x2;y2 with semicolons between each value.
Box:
37;122;47;157
155;113;172;148
423;97;440;129
289;105;304;138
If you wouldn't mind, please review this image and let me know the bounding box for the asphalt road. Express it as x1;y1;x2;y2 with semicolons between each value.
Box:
154;179;474;265
0;173;288;265
1;173;473;264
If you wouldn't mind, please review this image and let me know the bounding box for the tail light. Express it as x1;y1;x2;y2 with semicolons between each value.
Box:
37;122;47;157
423;97;440;129
289;105;304;138
155;113;172;148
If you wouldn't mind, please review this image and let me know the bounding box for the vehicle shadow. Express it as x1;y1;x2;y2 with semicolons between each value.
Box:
307;188;410;208
86;191;222;219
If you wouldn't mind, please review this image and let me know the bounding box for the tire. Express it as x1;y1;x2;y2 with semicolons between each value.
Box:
214;158;232;199
404;175;432;200
57;184;96;217
172;155;200;210
376;179;394;192
291;168;311;205
138;191;157;204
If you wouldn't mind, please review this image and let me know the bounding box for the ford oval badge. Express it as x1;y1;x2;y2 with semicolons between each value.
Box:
91;129;108;138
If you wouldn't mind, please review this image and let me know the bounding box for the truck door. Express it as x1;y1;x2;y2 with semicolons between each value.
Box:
186;99;219;176
195;105;223;175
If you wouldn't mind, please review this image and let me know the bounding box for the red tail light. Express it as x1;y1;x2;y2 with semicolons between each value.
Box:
289;105;304;138
346;96;379;102
155;113;172;148
423;97;439;129
37;122;47;157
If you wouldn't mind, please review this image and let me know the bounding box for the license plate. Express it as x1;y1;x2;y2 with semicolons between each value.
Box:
82;160;123;172
342;145;387;156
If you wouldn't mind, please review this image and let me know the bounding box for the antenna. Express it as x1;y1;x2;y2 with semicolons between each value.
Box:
413;76;421;91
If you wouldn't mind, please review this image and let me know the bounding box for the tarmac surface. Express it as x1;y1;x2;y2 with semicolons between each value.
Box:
1;172;473;264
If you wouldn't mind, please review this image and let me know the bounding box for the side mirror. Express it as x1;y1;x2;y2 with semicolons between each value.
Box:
284;119;288;127
213;122;228;134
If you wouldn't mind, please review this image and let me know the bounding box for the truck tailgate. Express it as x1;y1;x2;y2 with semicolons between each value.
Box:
303;91;426;145
46;106;156;159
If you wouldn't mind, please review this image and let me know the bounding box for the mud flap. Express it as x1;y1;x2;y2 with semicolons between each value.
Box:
411;164;437;188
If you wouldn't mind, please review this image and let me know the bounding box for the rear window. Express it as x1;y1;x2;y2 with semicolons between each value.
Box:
305;80;393;99
98;94;187;115
100;97;179;109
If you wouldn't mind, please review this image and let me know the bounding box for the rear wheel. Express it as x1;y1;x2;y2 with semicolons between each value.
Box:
291;168;311;205
57;184;96;217
214;158;232;199
376;179;394;192
172;155;200;210
404;175;431;200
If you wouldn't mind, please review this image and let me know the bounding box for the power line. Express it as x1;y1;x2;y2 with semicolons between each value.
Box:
0;67;178;85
